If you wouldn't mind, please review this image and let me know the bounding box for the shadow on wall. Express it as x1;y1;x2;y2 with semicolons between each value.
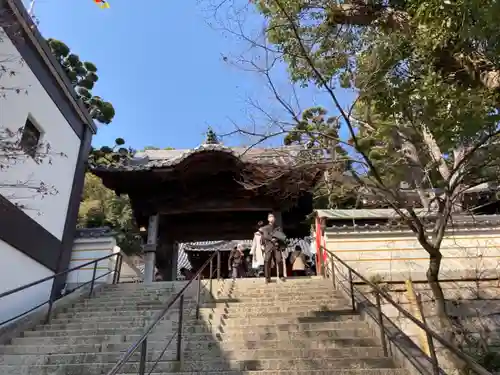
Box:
356;278;500;373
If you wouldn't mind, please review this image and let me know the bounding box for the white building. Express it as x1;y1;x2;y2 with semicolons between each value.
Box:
0;0;96;324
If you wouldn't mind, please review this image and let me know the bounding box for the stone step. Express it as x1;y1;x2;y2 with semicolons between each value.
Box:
199;302;349;313
218;287;336;295
10;329;377;347
0;346;386;364
46;310;361;325
19;325;373;341
185;337;382;351
59;303;350;318
35;318;364;333
197;306;354;318
54;308;190;319
0;338;382;356
63;303;196;313
0;357;396;374
113;371;407;375
55;307;357;321
71;297;343;310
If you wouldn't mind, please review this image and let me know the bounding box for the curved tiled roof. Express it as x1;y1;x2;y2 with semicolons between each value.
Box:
92;144;314;172
325;215;500;233
75;227;115;238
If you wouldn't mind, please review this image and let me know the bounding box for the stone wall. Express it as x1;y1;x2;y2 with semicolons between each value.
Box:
324;226;500;281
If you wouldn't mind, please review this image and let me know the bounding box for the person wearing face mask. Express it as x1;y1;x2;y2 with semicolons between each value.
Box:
260;212;287;283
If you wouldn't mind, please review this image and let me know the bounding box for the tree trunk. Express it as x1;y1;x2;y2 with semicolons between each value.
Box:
426;253;467;372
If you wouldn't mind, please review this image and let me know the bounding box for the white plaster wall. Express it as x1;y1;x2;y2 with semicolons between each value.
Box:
0;239;53;326
67;237;118;289
324;228;500;281
0;28;80;240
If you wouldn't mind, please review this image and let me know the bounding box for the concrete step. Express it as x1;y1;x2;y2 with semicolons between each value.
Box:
207;295;344;304
55;307;357;322
0;346;386;364
0;357;396;374
63;303;196;313
35;318;364;333
76;293;342;307
54;308;191;319
1;336;383;354
184;336;383;351
18;325;373;342
46;310;361;325
221;290;338;295
22;320;369;338
112;371;407;375
71;297;344;310
10;328;378;347
197;306;356;318
59;303;350;318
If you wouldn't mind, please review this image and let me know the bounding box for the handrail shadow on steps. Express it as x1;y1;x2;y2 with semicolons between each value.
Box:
105;250;222;375
0;251;125;327
320;246;492;375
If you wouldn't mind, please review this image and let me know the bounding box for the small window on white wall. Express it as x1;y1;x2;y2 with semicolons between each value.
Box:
20;117;42;158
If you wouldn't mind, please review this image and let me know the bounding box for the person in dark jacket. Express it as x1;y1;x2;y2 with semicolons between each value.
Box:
260;212;286;283
228;244;245;280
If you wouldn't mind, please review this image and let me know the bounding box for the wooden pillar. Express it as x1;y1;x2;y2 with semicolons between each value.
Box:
171;242;179;281
157;233;179;281
143;214;159;285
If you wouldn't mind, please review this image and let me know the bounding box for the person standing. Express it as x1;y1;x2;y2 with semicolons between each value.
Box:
288;245;307;277
228;244;245;280
260;212;286;283
250;221;265;277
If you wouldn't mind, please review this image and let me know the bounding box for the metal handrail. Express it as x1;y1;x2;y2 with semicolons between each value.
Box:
106;250;222;375
321;246;492;375
0;252;123;326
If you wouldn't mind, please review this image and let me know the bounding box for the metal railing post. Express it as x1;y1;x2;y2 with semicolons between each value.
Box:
375;291;389;357
330;255;336;290
89;261;98;297
195;273;202;320
348;269;355;311
319;250;325;277
176;295;184;362
416;293;440;375
116;255;123;283
209;255;213;299
113;254;120;284
138;338;147;375
44;292;55;324
216;250;221;280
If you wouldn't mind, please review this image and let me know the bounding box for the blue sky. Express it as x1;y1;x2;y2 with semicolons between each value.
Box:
28;0;354;151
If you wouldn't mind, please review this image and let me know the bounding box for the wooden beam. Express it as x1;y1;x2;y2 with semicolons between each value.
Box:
158;206;271;215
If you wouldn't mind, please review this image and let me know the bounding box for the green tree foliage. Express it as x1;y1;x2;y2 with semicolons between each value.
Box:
88;138;134;167
234;0;500;367
78;173;141;255
46;38;116;124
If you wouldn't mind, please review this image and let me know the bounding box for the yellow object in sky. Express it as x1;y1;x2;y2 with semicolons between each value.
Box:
94;0;110;9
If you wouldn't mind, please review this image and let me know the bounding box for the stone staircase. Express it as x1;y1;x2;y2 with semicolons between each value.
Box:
0;277;409;375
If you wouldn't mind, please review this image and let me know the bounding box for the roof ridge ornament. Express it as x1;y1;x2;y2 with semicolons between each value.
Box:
203;127;221;145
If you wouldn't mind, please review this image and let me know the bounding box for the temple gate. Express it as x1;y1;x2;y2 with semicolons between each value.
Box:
92;141;323;282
